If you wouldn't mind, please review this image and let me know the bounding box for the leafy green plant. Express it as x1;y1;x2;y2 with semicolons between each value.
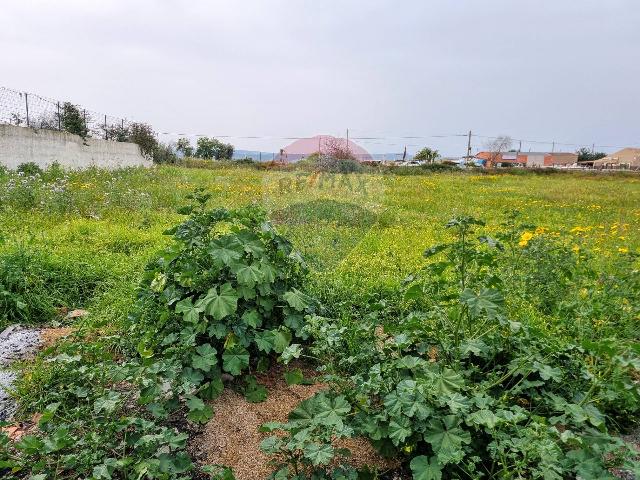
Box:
16;162;43;177
276;215;640;479
260;392;359;479
128;189;314;423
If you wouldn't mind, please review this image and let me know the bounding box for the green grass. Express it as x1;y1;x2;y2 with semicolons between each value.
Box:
2;164;639;479
0;165;638;330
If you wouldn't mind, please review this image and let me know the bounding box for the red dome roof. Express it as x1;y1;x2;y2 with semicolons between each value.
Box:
277;135;372;162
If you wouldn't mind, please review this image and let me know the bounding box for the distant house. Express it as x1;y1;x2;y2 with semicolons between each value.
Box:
475;151;578;168
275;135;373;162
591;148;640;169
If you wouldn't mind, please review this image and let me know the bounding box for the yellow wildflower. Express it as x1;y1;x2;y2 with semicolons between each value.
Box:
535;226;546;234
572;245;580;253
518;231;534;247
618;247;629;254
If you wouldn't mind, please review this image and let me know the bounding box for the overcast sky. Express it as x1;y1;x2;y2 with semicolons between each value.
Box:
1;0;639;156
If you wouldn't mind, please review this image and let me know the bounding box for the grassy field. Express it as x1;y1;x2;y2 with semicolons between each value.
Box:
1;164;639;479
1;165;638;329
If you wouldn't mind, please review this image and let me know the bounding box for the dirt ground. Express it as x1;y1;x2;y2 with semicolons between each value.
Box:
193;364;396;480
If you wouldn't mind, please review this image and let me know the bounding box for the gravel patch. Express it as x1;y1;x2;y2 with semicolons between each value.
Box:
0;325;42;421
194;364;397;480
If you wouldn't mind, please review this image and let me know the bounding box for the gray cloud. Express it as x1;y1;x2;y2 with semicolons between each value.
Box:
1;0;638;155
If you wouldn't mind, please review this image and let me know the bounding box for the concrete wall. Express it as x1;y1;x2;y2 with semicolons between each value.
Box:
0;124;152;170
526;154;545;168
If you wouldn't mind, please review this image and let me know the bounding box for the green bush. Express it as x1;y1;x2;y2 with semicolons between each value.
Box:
16;162;43;177
127;189;314;422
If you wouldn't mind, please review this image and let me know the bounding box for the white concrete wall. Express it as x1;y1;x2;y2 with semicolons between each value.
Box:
526;154;545;168
0;124;152;170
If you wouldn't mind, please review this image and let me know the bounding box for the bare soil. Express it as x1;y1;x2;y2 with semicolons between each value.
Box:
192;364;396;480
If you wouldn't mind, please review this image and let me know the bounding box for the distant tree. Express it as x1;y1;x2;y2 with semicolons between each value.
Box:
576;147;607;163
414;147;439;163
322;136;356;161
484;135;512;167
176;137;194;157
128;122;158;159
61;102;88;138
103;124;130;142
195;137;234;160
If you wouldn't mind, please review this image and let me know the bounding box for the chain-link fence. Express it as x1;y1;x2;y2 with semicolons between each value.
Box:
0;86;134;140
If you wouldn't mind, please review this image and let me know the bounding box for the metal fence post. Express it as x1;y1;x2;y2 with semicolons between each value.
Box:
104;114;107;139
57;102;61;130
24;93;30;127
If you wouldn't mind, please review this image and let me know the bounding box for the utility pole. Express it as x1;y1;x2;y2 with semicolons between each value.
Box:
466;130;472;160
551;141;555;153
346;128;349;154
24;93;30;127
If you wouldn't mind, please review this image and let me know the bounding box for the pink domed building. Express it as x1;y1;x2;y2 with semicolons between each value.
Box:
276;135;373;163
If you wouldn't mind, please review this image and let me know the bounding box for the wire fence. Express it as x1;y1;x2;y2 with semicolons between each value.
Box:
0;86;134;140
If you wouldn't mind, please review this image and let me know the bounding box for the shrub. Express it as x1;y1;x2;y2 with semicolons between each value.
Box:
61;102;88;138
127;189;314;422
16;162;43;177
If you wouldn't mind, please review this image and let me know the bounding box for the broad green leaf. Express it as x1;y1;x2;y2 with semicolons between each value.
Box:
533;361;562;382
433;368;464;396
237;230;266;257
237;284;256;300
280;344;302;363
259;259;278;283
467;409;499;429
254;330;275;353
404;283;424;301
244;376;268;403
175;296;203;324
208;322;228;339
15;435;44;454
92;465;112;479
198;283;238;320
388;416;412;446
94;391;122;415
410;456;442;480
314;394;351;428
241;309;262;328
423;416;470;465
289;397;317;423
158;452;192;474
191;343;218;372
185;395;214;423
283;288;312;311
284;368;304;385
272;329;292;354
260;436;283;454
222;345;250;376
180;367;204;389
232;262;264;286
208;236;243;266
460;288;504;319
200;376;225;400
303;442;334;466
